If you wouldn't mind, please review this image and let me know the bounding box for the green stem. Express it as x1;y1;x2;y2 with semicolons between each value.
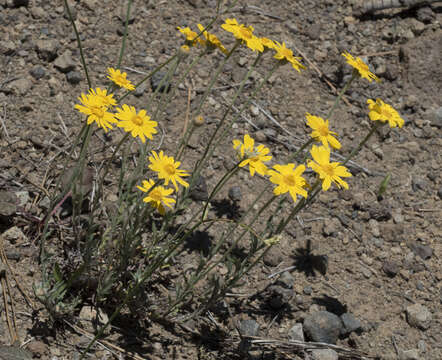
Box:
325;72;356;120
343;121;382;166
117;0;132;68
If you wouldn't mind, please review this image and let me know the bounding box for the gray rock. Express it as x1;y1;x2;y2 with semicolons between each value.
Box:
311;349;338;360
7;78;33;96
262;128;276;139
382;260;399;277
30;66;46;80
66;71;82;84
303;311;343;344
54;50;76;73
0;345;32;360
340;313;362;335
277;271;294;289
0;192;17;219
238;319;260;337
0;40;16;55
429;107;442;128
268;285;293;309
133;84;145;97
228;186;242;202
35;39;59;61
416;6;435;23
303;285;312;295
263;245;283;267
288;323;304;341
254;130;267;142
79;305;110;334
410;19;425;36
307;24;321;40
409;242;433;260
29;6;46;18
398;349;420;360
189;176;208;201
15;191;30;207
406;303;432;330
150;71;171;93
2;226;26;244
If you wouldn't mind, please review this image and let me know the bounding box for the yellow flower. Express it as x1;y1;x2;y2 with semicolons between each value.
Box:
273;41;306;72
263;234;281;246
341;51;379;83
367;99;404;128
305;113;341;149
197;24;228;54
233;134;272;176
137;179;175;216
88;87;116;108
148;151;190;191
115;104;158;143
177;26;204;46
308;145;352;191
268;163;308;202
107;67;135;90
74;92;117;132
221;18;264;52
260;37;276;50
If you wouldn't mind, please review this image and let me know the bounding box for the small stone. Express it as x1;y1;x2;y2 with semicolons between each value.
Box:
63;0;77;20
263;128;276;139
360;253;373;266
0;191;17;220
0;40;16;55
277;271;294;289
382;261;399;277
429;107;442;128
15;191;30;207
410;19;425;36
250;105;260;117
340;313;362;335
0;345;33;359
268;285;293;309
66;71;82;84
7;77;33;96
133;84;145;97
368;219;380;237
361;267;372;279
150;71;171;93
398;349;420;360
254;130;266;143
306;24;321;40
79;305;110;334
322;218;339;236
238;319;260;337
392;208;404;223
35;39;59;62
263;246;283;267
30;66;46;80
409;242;433;260
238;57;248;67
288;323;304;341
311;349;338;360
54;49;76;73
189;176;208;201
303;285;313;295
406;303;432;330
228;186;242;202
303;311;343;344
2;226;27;244
416;6;435;23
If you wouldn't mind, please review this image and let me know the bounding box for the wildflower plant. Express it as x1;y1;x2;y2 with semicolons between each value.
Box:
37;1;408;357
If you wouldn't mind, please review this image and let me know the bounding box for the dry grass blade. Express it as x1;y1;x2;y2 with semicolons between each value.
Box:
248;336;380;359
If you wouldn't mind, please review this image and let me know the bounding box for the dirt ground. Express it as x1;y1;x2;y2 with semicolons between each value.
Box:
0;0;441;359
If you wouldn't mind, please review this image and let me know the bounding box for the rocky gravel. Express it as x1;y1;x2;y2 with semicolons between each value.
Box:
0;0;441;359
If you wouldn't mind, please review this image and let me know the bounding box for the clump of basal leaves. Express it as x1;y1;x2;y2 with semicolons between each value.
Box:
35;0;405;355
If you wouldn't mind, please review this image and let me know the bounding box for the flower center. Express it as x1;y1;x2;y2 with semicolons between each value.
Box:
239;27;252;39
279;48;291;59
381;107;393;119
318;125;329;137
164;164;176;175
283;174;296;187
150;189;162;202
323;164;335;176
357;59;369;71
131;115;143;126
91;106;104;118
